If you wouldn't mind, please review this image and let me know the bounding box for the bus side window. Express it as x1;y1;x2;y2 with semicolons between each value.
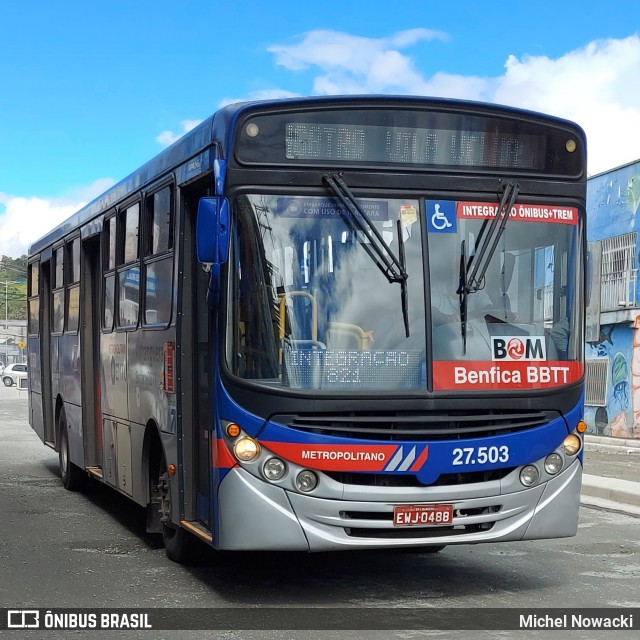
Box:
28;261;40;336
144;186;174;326
103;215;116;332
66;237;80;333
117;202;140;328
52;246;65;334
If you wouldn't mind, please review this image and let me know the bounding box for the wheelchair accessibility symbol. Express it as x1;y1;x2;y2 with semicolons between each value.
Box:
427;200;456;233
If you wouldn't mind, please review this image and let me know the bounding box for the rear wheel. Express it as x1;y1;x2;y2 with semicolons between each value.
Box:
3;376;13;387
58;409;85;491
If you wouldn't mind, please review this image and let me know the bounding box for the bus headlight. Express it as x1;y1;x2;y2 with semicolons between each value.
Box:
295;470;318;492
544;453;563;475
234;437;260;462
563;434;582;456
263;458;287;481
520;465;540;487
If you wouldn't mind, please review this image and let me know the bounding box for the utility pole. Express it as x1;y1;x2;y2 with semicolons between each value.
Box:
0;280;18;364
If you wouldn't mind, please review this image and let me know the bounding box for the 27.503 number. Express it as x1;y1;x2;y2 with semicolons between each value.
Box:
452;446;510;466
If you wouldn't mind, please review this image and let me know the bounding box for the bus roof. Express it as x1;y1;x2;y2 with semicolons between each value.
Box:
28;95;584;257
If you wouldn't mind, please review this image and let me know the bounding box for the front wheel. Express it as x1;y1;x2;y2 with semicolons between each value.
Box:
156;467;195;564
58;409;85;491
3;377;13;387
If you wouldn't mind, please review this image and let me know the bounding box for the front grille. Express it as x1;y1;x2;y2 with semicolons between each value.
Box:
345;523;495;538
273;409;553;441
325;467;515;487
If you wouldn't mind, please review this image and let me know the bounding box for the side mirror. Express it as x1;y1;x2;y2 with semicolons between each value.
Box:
196;197;229;264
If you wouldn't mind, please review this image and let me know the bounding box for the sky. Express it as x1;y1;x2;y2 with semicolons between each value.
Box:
2;0;640;259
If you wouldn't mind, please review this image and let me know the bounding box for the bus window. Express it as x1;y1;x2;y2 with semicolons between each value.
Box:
144;186;173;325
66;238;80;333
104;275;115;331
103;216;116;332
52;247;64;334
118;267;140;327
118;202;140;328
148;187;173;254
28;262;40;335
123;203;140;264
106;216;116;271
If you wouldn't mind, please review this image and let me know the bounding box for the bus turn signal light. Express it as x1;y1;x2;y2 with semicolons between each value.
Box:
226;423;241;438
577;421;588;433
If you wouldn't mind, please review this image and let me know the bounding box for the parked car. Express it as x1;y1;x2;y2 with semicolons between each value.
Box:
3;363;28;387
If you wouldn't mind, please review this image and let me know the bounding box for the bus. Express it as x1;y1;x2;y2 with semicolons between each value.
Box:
27;96;587;562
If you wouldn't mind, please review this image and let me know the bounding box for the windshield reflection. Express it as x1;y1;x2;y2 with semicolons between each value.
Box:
226;195;426;391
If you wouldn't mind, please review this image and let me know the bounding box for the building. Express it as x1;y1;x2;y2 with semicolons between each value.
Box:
585;159;640;439
0;319;27;367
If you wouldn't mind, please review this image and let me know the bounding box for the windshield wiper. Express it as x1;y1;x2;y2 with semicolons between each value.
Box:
463;181;520;295
458;239;469;354
323;173;410;337
397;218;410;338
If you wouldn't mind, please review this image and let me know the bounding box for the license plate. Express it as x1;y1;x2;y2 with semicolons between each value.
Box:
393;504;454;527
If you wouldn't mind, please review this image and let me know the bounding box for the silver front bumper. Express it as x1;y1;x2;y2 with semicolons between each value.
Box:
216;459;582;551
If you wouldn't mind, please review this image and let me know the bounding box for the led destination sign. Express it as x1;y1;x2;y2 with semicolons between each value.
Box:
285;122;545;170
237;107;583;175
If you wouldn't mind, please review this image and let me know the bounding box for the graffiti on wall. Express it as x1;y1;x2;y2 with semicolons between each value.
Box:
586;161;640;439
585;324;640;438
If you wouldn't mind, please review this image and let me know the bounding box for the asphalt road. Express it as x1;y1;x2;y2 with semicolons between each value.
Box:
1;385;639;639
583;448;640;484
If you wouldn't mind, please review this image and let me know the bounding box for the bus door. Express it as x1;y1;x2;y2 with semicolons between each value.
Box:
40;260;55;444
182;185;213;529
80;236;102;470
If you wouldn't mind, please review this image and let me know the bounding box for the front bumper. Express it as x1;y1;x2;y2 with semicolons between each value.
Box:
216;458;582;551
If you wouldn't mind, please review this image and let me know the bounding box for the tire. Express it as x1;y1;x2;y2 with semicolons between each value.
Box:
155;462;195;564
58;409;85;491
3;377;13;387
162;520;196;564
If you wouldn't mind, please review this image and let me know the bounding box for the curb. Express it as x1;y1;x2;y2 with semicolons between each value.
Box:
582;474;640;507
580;473;640;517
581;436;640;515
582;437;640;515
584;434;640;449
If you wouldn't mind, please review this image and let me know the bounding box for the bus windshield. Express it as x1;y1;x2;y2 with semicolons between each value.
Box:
226;194;582;393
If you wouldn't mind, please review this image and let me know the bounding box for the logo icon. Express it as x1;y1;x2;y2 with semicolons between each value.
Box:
492;336;546;361
8;610;39;629
426;200;456;233
507;338;525;359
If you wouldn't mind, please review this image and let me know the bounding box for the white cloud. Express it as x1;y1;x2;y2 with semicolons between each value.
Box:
268;29;455;95
0;178;115;258
268;30;640;175
156;119;203;146
493;36;640;175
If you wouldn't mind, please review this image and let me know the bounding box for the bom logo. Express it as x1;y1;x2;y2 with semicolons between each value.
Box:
491;336;546;361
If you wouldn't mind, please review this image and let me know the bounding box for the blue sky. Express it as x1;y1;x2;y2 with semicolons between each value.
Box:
2;0;640;256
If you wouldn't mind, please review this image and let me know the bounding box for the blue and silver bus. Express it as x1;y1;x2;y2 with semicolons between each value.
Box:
27;96;587;562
